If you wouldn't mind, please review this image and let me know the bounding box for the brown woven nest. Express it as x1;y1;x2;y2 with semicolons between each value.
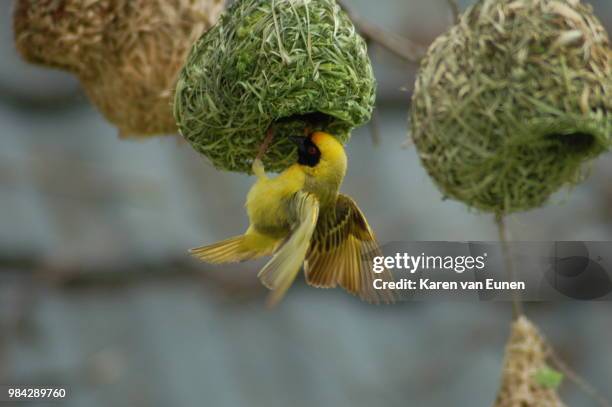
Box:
494;317;565;407
13;0;225;138
411;0;611;214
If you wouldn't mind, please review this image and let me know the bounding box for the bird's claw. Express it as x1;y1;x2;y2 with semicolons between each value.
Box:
252;158;266;179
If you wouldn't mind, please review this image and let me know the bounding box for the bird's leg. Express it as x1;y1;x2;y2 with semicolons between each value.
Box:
253;128;274;179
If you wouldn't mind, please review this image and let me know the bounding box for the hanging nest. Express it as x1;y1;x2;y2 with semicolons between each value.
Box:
174;0;376;173
410;0;611;214
13;0;225;138
494;317;565;407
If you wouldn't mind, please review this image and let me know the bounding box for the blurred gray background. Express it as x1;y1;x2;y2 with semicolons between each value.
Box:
1;1;611;406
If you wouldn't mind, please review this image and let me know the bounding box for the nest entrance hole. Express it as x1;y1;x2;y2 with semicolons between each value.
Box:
543;132;597;155
272;112;336;135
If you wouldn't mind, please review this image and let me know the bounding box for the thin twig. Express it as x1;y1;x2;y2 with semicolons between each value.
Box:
496;214;610;406
547;346;612;407
446;0;460;24
495;214;524;319
257;128;275;161
337;0;425;63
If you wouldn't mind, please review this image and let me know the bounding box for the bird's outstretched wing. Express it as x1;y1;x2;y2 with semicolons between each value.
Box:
305;194;395;304
258;191;320;306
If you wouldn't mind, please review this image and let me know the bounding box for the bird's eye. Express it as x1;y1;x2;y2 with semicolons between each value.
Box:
308;146;318;155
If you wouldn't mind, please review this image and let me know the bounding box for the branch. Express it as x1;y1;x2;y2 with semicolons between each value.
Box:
338;0;425;63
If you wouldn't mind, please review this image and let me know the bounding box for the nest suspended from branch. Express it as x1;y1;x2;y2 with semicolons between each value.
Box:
14;0;225;138
174;0;376;173
494;317;566;407
411;0;611;214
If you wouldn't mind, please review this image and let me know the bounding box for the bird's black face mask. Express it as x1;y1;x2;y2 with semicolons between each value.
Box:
292;136;321;167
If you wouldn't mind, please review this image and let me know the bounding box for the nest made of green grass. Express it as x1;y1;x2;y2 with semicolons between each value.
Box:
174;0;376;173
411;0;611;214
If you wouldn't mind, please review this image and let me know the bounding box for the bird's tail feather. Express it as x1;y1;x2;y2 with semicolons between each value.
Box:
190;235;269;264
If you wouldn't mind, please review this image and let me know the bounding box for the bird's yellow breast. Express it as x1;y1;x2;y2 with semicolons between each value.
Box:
245;132;347;238
246;165;306;237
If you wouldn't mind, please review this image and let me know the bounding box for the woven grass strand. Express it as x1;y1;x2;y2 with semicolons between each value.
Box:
411;0;611;214
174;0;376;174
14;0;225;138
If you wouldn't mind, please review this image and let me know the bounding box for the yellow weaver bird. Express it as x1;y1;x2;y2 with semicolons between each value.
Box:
191;131;395;305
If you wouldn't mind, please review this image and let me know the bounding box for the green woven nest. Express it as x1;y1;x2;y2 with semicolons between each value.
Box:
174;0;375;173
411;0;611;214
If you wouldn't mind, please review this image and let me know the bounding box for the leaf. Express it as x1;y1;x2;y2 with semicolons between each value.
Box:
534;366;564;389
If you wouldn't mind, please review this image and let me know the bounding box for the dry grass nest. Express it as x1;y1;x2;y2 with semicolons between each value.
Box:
494;316;566;407
14;0;225;138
